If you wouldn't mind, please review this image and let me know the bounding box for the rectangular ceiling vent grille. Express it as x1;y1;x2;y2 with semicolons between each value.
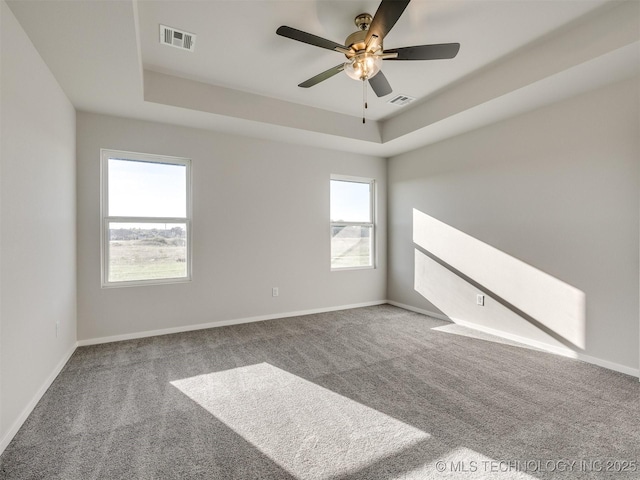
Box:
388;95;416;107
160;25;196;52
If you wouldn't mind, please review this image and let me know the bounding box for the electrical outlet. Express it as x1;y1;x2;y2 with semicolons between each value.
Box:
476;294;485;306
272;287;279;297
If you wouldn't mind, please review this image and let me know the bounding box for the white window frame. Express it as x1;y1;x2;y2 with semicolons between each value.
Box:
100;149;192;287
330;174;376;271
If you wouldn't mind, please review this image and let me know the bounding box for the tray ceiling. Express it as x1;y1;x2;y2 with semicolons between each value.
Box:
7;0;639;156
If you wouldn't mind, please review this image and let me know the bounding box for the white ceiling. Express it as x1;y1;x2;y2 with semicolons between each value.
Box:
7;0;640;157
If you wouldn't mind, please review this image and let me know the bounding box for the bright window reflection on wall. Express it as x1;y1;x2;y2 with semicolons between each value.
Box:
101;149;191;287
330;175;375;270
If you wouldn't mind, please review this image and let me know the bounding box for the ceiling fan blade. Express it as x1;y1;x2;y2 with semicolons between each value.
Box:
368;71;392;97
299;64;345;88
384;43;460;60
365;0;411;46
277;26;349;53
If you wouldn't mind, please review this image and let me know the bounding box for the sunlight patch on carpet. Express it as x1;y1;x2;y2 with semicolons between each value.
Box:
171;363;430;479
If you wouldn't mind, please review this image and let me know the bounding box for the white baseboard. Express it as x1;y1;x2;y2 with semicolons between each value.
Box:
387;300;640;379
571;352;640;379
77;300;388;346
386;300;450;321
0;342;77;455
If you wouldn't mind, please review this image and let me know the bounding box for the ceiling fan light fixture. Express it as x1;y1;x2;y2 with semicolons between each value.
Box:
344;53;382;81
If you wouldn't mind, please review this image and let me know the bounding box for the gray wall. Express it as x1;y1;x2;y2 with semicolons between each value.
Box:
1;1;77;445
76;113;387;341
388;77;639;371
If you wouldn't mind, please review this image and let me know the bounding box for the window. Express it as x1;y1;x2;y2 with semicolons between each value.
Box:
101;149;191;286
330;175;375;270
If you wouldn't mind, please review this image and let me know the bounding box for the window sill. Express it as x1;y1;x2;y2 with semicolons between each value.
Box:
101;277;192;288
330;266;375;272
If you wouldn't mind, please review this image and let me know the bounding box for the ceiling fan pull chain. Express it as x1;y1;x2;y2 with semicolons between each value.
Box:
362;79;366;124
365;78;368;109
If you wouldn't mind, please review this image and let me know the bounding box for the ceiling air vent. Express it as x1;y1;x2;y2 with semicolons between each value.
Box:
388;95;416;107
160;25;196;52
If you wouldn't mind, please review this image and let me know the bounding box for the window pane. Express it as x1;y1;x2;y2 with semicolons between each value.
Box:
108;222;187;282
331;225;372;268
330;180;371;223
108;159;186;217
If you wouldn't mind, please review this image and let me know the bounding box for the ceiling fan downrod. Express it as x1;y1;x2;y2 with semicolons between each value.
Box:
354;13;372;31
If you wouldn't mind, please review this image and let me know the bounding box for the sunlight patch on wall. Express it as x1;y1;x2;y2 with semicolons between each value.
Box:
413;209;586;349
415;250;574;350
171;363;430;479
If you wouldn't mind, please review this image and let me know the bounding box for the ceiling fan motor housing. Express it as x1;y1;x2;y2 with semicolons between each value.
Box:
345;13;382;56
345;30;381;55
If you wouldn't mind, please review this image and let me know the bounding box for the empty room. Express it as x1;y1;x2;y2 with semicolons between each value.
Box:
1;0;639;478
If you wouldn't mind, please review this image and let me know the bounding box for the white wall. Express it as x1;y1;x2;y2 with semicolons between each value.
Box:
1;1;77;449
76;112;387;342
388;77;639;372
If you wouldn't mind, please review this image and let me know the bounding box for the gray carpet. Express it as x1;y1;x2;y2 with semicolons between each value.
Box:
1;305;638;479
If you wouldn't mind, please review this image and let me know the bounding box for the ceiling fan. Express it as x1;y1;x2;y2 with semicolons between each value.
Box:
276;0;460;102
